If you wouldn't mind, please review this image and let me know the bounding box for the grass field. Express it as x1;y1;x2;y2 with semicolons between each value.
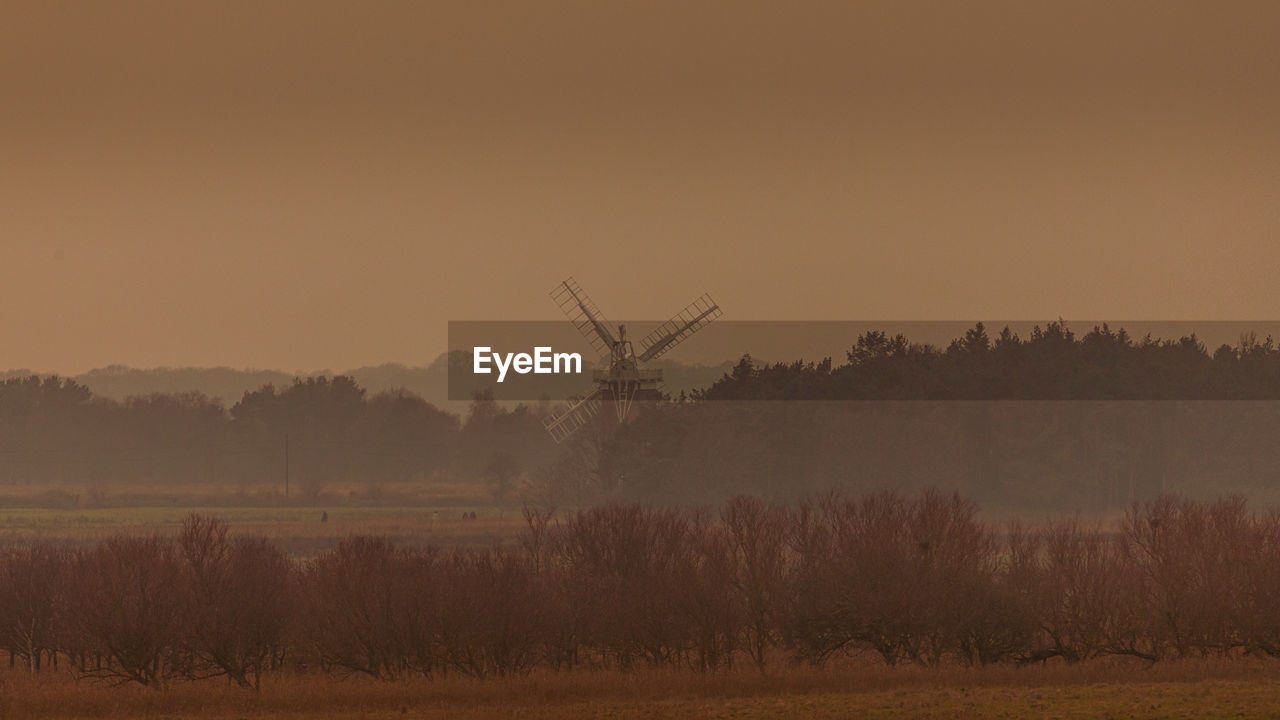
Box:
3;660;1280;719
0;503;530;555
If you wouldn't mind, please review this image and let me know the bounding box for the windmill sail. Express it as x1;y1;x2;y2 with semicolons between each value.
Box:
544;279;722;443
543;389;602;443
636;294;722;363
550;278;617;358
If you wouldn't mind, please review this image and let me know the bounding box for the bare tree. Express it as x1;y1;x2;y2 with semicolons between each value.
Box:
63;536;186;687
179;514;295;689
721;495;788;670
303;536;437;679
0;543;66;672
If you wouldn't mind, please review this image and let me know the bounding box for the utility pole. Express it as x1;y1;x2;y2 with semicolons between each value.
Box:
284;432;290;499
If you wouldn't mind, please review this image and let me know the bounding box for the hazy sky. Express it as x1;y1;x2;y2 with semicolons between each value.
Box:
3;1;1278;374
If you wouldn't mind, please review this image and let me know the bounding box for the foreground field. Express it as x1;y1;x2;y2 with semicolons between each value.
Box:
4;661;1280;719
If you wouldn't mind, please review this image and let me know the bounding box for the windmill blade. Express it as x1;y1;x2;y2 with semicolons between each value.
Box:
543;388;602;443
636;294;722;363
550;278;617;358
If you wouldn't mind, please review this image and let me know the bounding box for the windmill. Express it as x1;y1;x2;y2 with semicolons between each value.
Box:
543;277;722;443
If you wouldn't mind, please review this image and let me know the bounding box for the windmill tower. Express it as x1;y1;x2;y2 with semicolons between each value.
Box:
543;277;722;443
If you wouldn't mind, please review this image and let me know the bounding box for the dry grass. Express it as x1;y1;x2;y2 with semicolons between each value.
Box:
4;658;1280;719
0;503;530;556
0;479;497;511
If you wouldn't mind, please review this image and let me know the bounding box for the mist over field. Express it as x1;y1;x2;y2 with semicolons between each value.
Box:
5;323;1280;515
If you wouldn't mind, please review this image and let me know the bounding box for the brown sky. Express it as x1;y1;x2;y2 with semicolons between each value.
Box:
2;1;1278;374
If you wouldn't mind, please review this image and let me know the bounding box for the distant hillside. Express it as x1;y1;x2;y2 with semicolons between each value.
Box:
1;356;737;410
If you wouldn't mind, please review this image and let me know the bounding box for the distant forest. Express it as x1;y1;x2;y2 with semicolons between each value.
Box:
0;375;553;501
695;322;1280;401
606;322;1280;509
3;322;1280;510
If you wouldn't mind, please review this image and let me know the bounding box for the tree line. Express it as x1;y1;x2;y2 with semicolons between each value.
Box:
7;493;1280;687
0;375;551;495
597;324;1280;507
696;322;1280;401
6;322;1280;508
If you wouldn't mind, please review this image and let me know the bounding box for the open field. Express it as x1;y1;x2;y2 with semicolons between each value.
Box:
0;485;1118;556
0;504;529;555
0;480;533;555
4;660;1280;719
0;479;496;510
